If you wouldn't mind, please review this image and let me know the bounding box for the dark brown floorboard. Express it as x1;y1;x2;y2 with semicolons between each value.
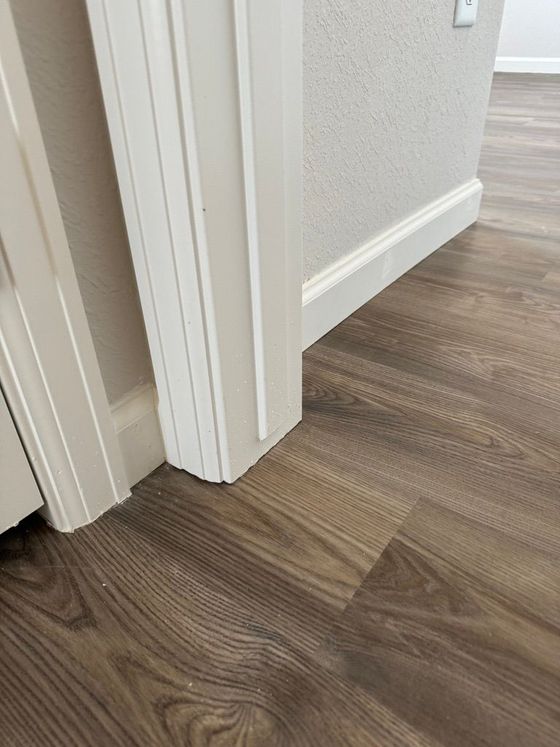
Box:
316;499;560;747
1;73;559;746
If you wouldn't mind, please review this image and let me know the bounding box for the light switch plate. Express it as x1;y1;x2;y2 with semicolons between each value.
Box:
454;0;479;27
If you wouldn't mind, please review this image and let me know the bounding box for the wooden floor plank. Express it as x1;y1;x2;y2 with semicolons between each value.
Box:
0;514;435;747
315;498;560;747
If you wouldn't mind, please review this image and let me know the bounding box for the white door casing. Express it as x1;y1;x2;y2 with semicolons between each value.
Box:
87;0;303;482
0;1;129;531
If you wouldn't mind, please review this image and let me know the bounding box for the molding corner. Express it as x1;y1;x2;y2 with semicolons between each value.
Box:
495;57;560;74
111;384;165;488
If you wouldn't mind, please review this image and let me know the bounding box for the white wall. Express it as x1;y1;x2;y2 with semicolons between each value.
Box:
497;0;560;61
303;0;505;283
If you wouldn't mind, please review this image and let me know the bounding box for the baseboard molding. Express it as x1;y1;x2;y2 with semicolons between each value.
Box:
495;57;560;74
302;179;482;349
111;384;165;488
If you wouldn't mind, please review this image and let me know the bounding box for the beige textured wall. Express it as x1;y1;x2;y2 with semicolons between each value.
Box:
303;0;505;282
11;0;506;380
11;0;153;404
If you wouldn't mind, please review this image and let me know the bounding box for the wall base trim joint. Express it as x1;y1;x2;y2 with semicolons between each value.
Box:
302;179;482;350
495;57;560;74
111;384;165;488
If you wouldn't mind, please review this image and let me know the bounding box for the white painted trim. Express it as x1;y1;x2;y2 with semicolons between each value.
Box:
87;0;302;483
495;57;560;74
111;384;165;488
87;0;215;479
0;3;129;531
302;179;483;350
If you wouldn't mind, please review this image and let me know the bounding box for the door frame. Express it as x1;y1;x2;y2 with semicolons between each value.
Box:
87;0;303;482
0;2;129;531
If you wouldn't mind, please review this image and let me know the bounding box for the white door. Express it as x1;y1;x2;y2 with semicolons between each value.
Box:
0;387;43;533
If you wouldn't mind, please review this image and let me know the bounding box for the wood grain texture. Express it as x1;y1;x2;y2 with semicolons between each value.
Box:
316;500;560;747
1;73;559;745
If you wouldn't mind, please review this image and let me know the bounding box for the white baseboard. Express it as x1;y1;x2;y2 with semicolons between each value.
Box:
495;57;560;74
111;384;165;488
302;179;482;350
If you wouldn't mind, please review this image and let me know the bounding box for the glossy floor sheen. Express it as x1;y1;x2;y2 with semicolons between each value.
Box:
1;74;559;746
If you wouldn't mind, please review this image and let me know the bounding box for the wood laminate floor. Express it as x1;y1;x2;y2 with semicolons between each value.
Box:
1;74;559;746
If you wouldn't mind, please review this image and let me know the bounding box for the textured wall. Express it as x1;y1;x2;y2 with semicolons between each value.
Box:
303;0;505;282
11;0;506;363
497;0;560;58
11;0;153;404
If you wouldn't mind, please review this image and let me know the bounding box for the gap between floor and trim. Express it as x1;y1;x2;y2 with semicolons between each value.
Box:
494;57;560;74
302;178;482;350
